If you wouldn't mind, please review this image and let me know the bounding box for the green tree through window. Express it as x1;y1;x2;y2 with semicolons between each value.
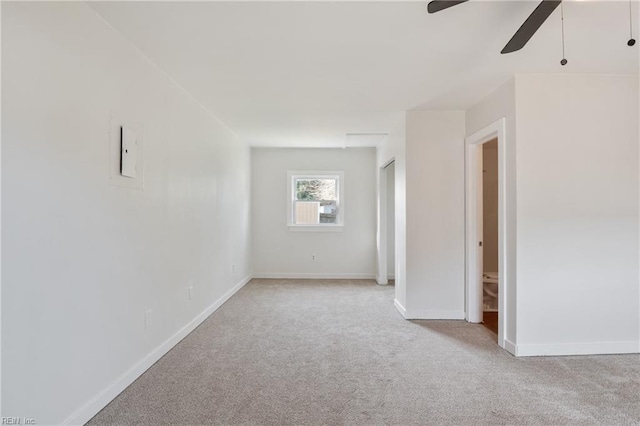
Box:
295;179;336;201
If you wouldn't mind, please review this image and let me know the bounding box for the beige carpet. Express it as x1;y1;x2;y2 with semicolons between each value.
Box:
89;279;640;425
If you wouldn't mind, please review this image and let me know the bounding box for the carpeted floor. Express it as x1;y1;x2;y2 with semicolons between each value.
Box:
89;279;640;425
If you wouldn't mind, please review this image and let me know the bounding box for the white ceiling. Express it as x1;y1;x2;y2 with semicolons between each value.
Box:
91;1;639;147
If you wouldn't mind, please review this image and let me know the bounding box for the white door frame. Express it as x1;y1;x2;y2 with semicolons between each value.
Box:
376;158;395;285
465;118;507;348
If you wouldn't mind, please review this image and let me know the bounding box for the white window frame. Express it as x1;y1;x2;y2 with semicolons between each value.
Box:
287;171;344;232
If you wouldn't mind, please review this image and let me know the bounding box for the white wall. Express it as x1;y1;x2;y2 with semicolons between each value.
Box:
252;148;376;278
514;74;639;355
377;111;466;320
466;79;517;344
376;115;407;309
2;3;251;423
404;111;466;319
467;74;640;356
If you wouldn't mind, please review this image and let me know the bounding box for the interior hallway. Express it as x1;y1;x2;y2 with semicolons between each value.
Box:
89;279;640;425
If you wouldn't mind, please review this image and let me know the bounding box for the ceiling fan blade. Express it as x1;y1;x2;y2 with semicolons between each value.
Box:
427;0;469;14
501;0;562;54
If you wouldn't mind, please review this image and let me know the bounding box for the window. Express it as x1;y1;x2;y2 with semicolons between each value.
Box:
287;171;344;230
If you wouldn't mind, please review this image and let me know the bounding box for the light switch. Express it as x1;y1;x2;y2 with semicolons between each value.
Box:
120;126;137;178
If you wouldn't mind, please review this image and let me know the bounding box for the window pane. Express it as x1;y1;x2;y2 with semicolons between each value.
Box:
294;201;337;225
295;202;320;224
295;178;336;201
319;201;337;224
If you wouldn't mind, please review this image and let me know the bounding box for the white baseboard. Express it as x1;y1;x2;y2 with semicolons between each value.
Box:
504;338;517;356
63;274;253;426
387;274;395;280
403;310;466;320
252;272;375;280
393;300;464;320
376;275;389;285
394;299;407;318
513;340;639;357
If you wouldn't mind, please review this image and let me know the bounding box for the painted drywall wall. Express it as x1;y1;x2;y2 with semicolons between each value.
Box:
387;161;396;279
377;111;465;319
514;74;639;355
404;111;466;319
467;74;640;355
2;2;251;423
376;115;407;310
483;139;498;274
466;78;517;344
252;148;376;278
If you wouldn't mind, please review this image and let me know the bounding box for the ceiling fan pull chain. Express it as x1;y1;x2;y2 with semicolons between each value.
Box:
629;0;636;46
560;2;567;65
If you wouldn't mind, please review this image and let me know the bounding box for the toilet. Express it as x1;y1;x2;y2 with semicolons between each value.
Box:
482;272;498;311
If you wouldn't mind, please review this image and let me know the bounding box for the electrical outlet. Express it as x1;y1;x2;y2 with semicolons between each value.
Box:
231;264;236;273
188;286;193;300
144;309;152;329
311;254;316;261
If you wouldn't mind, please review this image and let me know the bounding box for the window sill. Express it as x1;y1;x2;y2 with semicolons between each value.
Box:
288;225;344;232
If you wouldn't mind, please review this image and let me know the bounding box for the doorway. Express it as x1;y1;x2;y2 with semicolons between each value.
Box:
481;139;498;337
465;119;507;348
386;161;395;285
377;159;395;285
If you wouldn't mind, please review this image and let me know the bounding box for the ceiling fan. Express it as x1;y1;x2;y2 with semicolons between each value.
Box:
427;0;562;54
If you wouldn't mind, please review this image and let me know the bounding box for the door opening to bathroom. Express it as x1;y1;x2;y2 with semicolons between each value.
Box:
465;118;506;349
481;139;499;339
